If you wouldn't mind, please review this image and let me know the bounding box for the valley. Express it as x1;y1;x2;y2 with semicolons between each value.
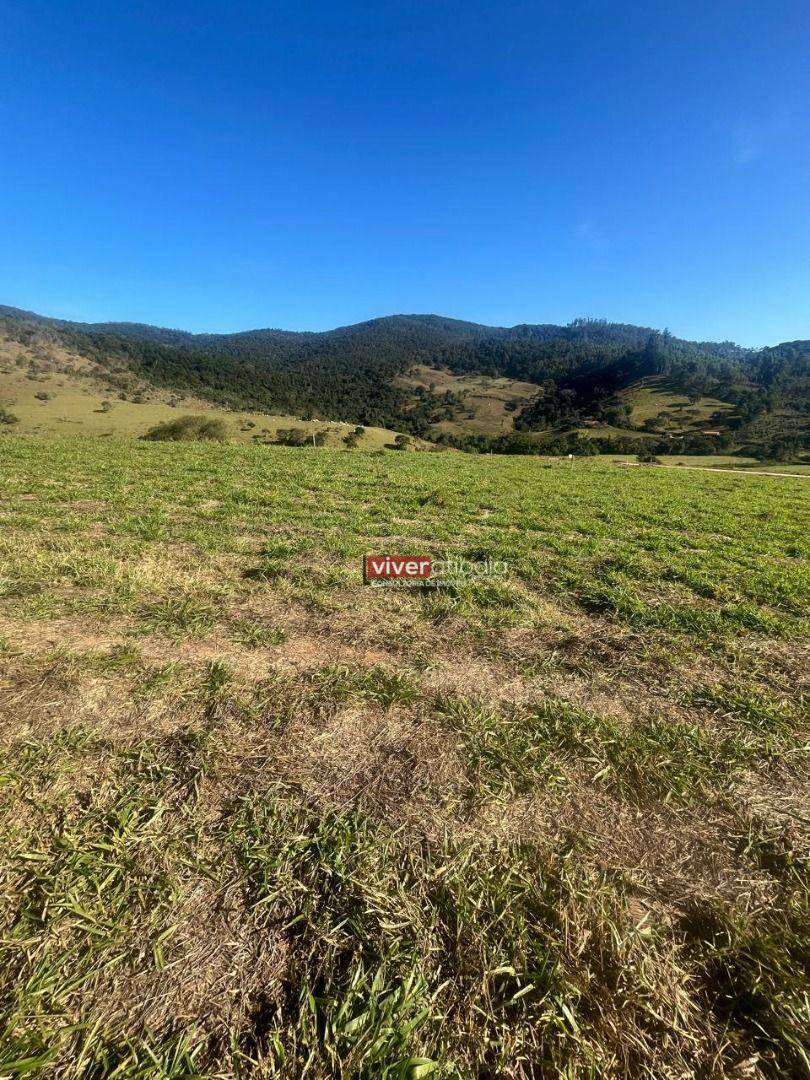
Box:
1;306;807;461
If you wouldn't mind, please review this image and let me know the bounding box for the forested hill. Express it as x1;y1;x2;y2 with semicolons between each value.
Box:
0;304;807;451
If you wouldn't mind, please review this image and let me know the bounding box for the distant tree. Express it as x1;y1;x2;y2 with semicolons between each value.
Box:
99;400;113;413
142;415;228;442
642;331;669;375
754;436;803;463
680;435;717;455
275;426;328;446
0;406;19;425
275;427;310;446
392;433;411;450
598;403;630;427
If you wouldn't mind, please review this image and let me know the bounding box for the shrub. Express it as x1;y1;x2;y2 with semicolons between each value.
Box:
0;406;19;425
276;427;311;447
276;427;327;447
142;415;229;442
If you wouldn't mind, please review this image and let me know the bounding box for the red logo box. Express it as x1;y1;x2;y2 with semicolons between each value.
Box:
364;555;432;581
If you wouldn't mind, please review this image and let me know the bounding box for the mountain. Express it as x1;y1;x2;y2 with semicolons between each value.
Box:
0;304;807;456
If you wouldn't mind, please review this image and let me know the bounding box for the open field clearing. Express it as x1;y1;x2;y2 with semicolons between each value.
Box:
619;376;738;429
0;438;808;1078
392;365;540;436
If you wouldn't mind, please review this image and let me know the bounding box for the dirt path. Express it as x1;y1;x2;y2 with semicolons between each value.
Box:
643;463;809;479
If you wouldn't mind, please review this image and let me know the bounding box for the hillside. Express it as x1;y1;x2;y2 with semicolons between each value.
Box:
1;305;807;455
0;328;425;450
392;364;542;437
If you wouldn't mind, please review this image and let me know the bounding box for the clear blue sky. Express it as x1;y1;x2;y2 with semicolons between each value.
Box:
1;1;808;345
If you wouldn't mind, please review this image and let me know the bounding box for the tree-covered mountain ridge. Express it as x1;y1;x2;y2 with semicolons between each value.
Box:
1;304;807;454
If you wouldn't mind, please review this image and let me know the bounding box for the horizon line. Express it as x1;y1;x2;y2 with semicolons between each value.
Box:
0;298;794;351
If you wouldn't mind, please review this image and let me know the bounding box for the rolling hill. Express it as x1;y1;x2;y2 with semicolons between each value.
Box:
0;327;421;450
0;304;807;456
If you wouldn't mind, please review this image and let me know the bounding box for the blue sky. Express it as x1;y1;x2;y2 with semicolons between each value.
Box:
1;1;808;345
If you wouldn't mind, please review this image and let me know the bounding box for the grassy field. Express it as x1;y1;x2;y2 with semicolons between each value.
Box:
0;438;808;1078
619;376;738;430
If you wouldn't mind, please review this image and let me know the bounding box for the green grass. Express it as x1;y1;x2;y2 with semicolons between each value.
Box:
434;692;802;805
0;436;807;1077
310;664;420;708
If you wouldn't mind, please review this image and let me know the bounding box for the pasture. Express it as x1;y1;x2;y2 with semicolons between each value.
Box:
0;438;807;1078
